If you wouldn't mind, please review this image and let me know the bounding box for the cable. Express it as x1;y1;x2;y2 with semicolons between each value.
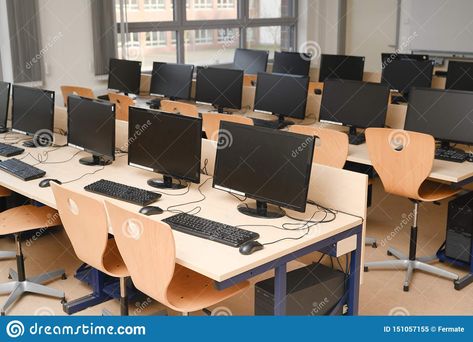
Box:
201;158;209;175
60;165;106;184
165;177;213;215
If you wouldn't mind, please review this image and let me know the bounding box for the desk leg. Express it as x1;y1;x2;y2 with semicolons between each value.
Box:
347;230;362;315
274;263;287;316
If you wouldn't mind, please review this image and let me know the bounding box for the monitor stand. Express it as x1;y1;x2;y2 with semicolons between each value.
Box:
23;139;53;148
0;127;8;134
237;200;285;219
275;114;295;130
348;126;365;145
147;175;187;190
215;105;227;114
79;154;112;166
437;141;465;154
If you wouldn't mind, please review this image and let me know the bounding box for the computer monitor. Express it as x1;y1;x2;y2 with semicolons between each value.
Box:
272;51;311;76
213;121;314;219
67;95;116;166
12;85;55;148
150;62;194;100
318;54;365;82
233;48;269;74
128;107;202;189
445;61;473;92
405;87;473;149
253;72;309;128
195;66;243;113
319;79;390;145
381;59;434;99
108;58;142;95
0;81;10;133
381;52;429;67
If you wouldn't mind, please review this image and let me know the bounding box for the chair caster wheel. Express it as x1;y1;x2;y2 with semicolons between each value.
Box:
61;273;67;280
371;242;377;248
403;285;409;292
1;312;5;316
7;275;11;279
387;250;393;256
364;266;369;272
61;297;67;305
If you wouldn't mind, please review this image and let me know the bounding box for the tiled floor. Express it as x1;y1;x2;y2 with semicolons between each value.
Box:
0;179;472;316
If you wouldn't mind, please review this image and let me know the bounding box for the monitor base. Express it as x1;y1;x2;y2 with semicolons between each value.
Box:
147;176;187;190
348;127;365;145
79;155;112;166
237;201;286;219
0;127;8;134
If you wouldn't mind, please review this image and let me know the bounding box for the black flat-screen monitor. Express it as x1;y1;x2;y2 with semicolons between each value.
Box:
195;66;243;112
272;51;311;76
405;87;473;147
381;59;434;97
108;58;142;95
128;107;202;189
67;95;116;166
446;61;473;92
381;53;429;67
319;79;390;142
233;48;269;74
213;122;314;218
319;54;365;82
12;85;55;147
253;72;309;127
150;62;194;100
0;81;10;133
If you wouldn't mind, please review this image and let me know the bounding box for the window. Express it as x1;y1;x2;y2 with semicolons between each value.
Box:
144;0;165;10
187;0;237;19
185;29;239;66
117;32;140;48
246;26;291;58
217;28;238;43
146;31;167;47
126;0;139;11
217;0;235;9
249;0;293;18
193;0;213;9
195;29;213;44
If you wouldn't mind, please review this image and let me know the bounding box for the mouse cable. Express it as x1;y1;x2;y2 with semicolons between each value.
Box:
60;165;106;185
307;199;365;225
200;158;209;175
165;177;213;215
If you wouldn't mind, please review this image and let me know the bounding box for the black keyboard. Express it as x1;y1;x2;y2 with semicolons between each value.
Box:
84;179;161;206
0;158;46;181
163;213;260;247
435;148;467;163
0;143;24;157
252;118;283;129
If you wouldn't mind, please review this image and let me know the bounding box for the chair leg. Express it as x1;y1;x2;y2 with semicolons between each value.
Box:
8;269;17;281
120;277;129;316
1;283;24;315
365;237;377;248
0;251;15;260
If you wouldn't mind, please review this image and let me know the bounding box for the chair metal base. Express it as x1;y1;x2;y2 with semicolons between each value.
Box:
364;247;459;291
0;268;65;315
0;251;15;260
365;237;377;248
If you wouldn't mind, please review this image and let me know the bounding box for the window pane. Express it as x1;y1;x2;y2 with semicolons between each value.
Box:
117;31;177;70
186;0;237;20
116;0;174;23
184;28;239;66
246;26;291;59
249;0;293;18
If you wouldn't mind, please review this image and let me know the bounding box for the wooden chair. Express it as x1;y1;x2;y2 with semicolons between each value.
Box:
202;113;254;141
0;204;66;315
104;200;249;315
363;128;460;291
51;184;130;315
243;74;257;87
308;81;324;95
160;100;199;118
60;86;95;107
108;93;135;122
288;125;348;169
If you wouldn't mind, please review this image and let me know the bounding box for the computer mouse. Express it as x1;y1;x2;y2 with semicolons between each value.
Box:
467;154;473;162
239;240;264;255
39;179;62;188
139;206;164;216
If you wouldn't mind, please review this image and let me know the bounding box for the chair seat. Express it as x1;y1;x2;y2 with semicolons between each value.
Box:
418;180;461;202
0;205;60;235
102;238;129;278
0;186;12;198
166;264;249;313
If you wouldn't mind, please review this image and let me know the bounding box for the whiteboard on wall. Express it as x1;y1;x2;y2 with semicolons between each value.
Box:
404;0;473;54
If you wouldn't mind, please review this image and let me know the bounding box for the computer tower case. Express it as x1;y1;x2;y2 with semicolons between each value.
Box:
255;263;346;316
445;191;473;263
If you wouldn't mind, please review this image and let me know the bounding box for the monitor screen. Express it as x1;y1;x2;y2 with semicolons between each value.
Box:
272;51;311;76
381;59;434;96
195;66;243;110
0;81;10;129
233;48;269;74
67;95;116;160
213;122;314;212
128;107;202;184
108;58;142;95
319;79;390;129
254;72;309;119
150;62;194;100
405;87;473;146
446;61;473;92
12;85;55;136
381;53;429;67
319;54;365;82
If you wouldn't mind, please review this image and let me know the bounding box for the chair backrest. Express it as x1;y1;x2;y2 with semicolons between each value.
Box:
201;113;254;141
61;86;95;107
160;100;199;118
50;184;110;271
104;200;176;307
108;93;134;121
0;186;12;198
365;127;435;200
288;125;348;168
